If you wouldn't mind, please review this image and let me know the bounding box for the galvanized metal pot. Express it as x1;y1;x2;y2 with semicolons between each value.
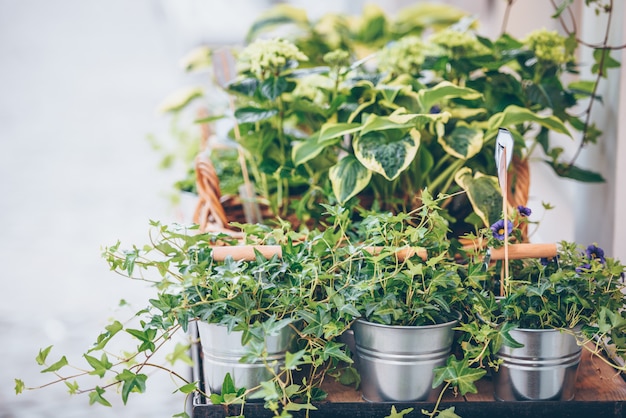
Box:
494;327;582;401
196;321;295;395
353;317;458;402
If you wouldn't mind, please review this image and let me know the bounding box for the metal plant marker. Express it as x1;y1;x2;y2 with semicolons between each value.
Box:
495;128;514;296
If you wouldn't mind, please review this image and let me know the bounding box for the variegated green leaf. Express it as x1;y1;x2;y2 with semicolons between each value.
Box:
417;81;482;112
158;87;203;113
245;4;310;43
329;156;372;205
360;112;449;136
438;122;484;159
354;129;420;181
487;105;572;139
318;122;361;143
454;167;502;227
292;133;337;166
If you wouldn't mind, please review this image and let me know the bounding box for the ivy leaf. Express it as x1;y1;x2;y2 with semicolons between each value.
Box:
385;405;415;418
89;320;123;352
298;306;332;337
165;343;194;367
65;380;80;395
432;355;486;396
175;382;198;395
14;379;25;394
435;407;462;418
321;341;353;364
89;386;112;407
592;48;620;77
41;356;68;373
284;349;307;370
283;402;318;411
84;353;113;378
126;328;157;352
499;322;524;349
36;346;53;366
115;369;148;405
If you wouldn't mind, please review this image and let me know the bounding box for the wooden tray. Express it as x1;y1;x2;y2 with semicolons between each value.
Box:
191;333;626;418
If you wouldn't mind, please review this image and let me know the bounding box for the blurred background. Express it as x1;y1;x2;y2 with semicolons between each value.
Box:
0;1;624;417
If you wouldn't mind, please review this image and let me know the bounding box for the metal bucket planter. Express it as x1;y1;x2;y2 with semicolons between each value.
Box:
494;327;582;401
196;321;296;395
352;317;457;402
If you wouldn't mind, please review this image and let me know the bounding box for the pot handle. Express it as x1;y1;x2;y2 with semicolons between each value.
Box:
488;243;557;260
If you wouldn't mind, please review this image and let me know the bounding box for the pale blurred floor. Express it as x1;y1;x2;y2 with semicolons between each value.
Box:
0;1;194;416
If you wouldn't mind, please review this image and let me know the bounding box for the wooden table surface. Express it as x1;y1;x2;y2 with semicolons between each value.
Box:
193;347;626;417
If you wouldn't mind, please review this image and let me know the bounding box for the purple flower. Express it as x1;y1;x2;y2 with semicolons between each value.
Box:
430;105;441;114
540;255;558;266
517;205;532;217
585;244;605;264
490;219;514;241
576;263;591;273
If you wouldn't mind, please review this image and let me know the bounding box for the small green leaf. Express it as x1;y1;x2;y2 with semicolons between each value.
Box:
89;386;112;407
433;355;486;396
90;320;123;352
36;346;52;366
14;379;25;394
284;349;307;370
385;405;415;418
115;369;148;404
283;402;318;411
41;356;68;373
176;382;198;395
65;380;80;394
592;48;620;77
547;161;605;183
84;353;113;378
499;322;524;349
166;343;194;367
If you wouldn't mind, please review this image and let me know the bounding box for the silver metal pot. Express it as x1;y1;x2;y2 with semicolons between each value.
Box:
196;321;295;395
494;327;582;401
353;317;457;402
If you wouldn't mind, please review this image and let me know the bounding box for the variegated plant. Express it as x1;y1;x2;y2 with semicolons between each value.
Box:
160;2;620;235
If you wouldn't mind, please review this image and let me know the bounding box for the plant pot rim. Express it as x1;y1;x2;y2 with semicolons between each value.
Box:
505;325;582;333
355;315;459;330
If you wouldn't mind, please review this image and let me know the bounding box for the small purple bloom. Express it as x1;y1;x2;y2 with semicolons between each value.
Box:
585;244;605;264
517;205;532;217
430;105;441;114
540;255;558;266
576;263;591;273
490;219;514;241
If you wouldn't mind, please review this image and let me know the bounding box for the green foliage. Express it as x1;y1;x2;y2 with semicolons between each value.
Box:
457;218;626;371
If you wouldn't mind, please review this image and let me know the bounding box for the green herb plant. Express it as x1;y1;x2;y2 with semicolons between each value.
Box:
456;207;626;374
15;221;357;417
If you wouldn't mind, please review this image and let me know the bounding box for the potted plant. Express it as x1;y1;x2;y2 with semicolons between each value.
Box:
320;191;485;406
15;220;358;416
159;1;622;239
456;208;626;401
